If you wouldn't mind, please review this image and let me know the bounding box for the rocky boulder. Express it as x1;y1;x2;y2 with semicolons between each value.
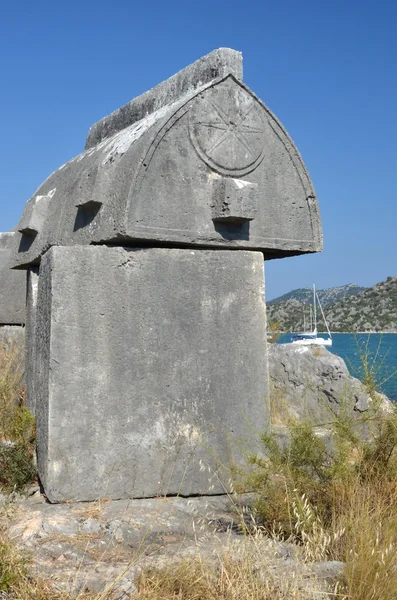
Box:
268;343;393;426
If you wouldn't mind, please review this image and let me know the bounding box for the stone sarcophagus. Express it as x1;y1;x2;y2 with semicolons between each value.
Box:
0;232;26;327
12;49;322;502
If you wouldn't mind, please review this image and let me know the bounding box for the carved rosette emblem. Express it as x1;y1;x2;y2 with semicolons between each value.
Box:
189;79;266;176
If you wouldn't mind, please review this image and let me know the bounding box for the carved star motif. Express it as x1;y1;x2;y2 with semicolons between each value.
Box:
190;80;266;176
197;97;265;160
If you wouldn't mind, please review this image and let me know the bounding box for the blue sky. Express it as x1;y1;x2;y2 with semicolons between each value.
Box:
0;0;396;300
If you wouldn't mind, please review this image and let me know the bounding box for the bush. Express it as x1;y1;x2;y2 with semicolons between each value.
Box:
239;397;397;598
0;442;36;492
0;335;36;492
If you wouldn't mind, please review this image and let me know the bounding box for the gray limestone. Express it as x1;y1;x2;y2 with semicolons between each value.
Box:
85;48;243;149
12;60;322;270
0;232;26;324
25;267;39;414
4;496;343;599
268;343;394;424
0;325;25;342
35;246;269;502
9;49;324;503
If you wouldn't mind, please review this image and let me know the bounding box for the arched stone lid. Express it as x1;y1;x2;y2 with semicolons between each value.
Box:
86;48;243;150
12;53;322;269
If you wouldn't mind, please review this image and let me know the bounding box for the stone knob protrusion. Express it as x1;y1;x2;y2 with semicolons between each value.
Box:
211;177;258;223
18;189;57;238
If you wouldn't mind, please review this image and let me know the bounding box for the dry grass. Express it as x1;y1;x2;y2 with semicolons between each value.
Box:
0;335;26;442
135;542;321;600
136;558;281;600
269;383;295;426
238;396;397;600
1;334;397;599
0;495;336;600
0;522;70;599
77;498;111;521
332;478;397;600
0;335;36;492
267;320;282;344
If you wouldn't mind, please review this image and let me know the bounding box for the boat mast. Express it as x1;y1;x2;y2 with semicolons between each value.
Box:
316;291;332;340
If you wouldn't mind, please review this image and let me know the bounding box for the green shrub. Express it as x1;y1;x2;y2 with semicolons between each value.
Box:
244;409;397;526
244;421;335;538
239;384;397;599
0;336;36;492
0;442;36;492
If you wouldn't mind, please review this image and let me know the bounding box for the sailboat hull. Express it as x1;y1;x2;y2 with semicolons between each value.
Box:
288;284;333;347
291;337;332;347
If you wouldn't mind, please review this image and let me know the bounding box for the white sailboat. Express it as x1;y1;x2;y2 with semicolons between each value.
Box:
291;284;332;346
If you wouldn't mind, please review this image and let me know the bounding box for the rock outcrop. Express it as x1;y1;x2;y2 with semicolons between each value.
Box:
268;343;393;426
1;492;344;600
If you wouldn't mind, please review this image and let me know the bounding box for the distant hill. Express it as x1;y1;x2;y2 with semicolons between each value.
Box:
267;277;397;332
268;283;367;306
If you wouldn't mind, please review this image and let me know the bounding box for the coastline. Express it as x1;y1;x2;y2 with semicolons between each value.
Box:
276;331;397;402
279;331;397;335
329;331;397;334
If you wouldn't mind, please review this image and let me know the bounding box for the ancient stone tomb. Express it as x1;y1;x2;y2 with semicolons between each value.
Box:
0;232;26;327
12;48;322;502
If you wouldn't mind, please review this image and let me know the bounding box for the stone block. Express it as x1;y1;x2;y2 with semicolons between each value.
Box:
18;189;56;238
211;178;258;223
0;325;24;343
12;52;322;270
35;246;269;502
0;232;26;325
25;267;39;414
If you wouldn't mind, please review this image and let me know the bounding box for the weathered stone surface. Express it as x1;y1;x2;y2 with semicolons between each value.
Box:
25;267;39;414
0;325;24;342
12;54;322;269
35;246;269;502
85;48;243;149
268;343;393;424
10;50;324;519
0;232;26;324
2;495;343;600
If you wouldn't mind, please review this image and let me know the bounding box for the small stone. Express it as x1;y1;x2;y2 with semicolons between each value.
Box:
8;491;24;504
84;577;105;594
309;560;345;584
354;393;370;412
9;514;46;541
38;540;87;561
27;485;40;496
81;518;102;534
114;579;137;597
28;491;46;504
42;515;79;535
106;520;124;543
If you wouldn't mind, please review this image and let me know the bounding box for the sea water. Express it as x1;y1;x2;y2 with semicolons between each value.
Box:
277;333;397;401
